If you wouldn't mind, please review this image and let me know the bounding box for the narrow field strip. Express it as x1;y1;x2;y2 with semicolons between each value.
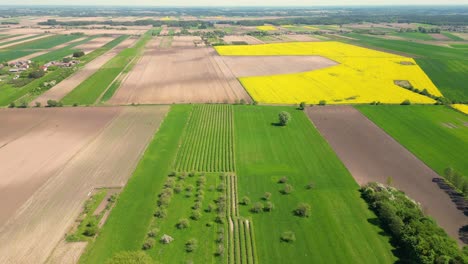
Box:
174;104;235;173
32;35;98;62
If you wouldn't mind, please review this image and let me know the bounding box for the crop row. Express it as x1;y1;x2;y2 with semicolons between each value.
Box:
174;104;235;172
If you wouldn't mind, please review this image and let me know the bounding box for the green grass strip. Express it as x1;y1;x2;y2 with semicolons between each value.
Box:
79;105;192;264
32;35;99;63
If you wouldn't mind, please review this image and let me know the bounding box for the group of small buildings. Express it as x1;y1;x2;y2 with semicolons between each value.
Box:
6;59;80;75
8;60;31;73
43;59;80;70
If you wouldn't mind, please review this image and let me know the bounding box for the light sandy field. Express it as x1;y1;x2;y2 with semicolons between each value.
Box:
306;106;467;244
73;36;116;54
46;240;87;264
109;36;251;104
32;37;137;106
219;55;337;77
0;34;49;49
0;34;35;45
8;37;88;63
0;107;120;227
430;33;451;40
453;33;468;40
0;106;169;264
286;34;321;41
223;35;264;44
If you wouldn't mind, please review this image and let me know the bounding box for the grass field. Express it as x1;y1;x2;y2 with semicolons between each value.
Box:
234;105;396;263
80;105;191;264
344;33;468;102
174;104;235;172
442;32;464;41
450;44;468;49
32;36;98;62
0;34;81;62
392;32;434;40
357;105;468;177
216;42;439;105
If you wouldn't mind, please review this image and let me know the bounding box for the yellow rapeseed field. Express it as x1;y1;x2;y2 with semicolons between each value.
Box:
257;25;277;31
216;42;442;104
452;104;468;115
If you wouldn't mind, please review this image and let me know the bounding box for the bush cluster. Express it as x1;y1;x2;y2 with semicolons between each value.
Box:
361;182;467;263
443;167;468;197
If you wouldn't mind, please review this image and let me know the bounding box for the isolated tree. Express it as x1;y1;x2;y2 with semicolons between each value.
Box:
241;196;251;205
191;210;202;220
251;202;263;213
73;51;85;58
264;201;274;212
142;238;155;250
263;192;272;201
401;99;411;105
282;184;293;195
278;111;291;126
278;176;288;184
280;231;296;243
306;182;314;190
185;238;198;252
294;203;311;217
299;101;306;110
176;218;190;229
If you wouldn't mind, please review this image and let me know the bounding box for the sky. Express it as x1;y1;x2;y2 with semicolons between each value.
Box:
1;0;467;6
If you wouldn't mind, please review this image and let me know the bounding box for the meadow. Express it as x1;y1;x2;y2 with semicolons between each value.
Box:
234;105;396;263
357;105;468;177
216;42;440;105
345;33;468;102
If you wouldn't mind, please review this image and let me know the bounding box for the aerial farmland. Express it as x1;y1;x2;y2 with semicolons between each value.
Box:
0;4;467;264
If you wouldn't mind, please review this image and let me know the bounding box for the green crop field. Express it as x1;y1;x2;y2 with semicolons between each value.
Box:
62;31;155;105
32;36;98;62
174;104;235;172
357;105;468;177
344;33;468;102
442;32;464;41
0;34;81;62
234;105;396;264
391;32;434;40
80;105;193;264
450;44;468;49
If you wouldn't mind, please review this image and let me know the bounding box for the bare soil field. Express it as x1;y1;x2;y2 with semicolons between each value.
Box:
0;105;169;264
223;35;264;44
73;36;116;54
219;55;337;77
286;34;321;42
306;106;467;243
46;240;87;264
430;33;451;41
0;34;49;49
32;37;137;106
109;37;251;104
0;107;120;227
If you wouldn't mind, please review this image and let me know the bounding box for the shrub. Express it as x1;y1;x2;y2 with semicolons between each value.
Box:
318;100;327;106
188;171;195;177
142;238;155;250
28;70;45;79
299;101;306;110
306;182;314;190
278;176;288;184
294;203;311;217
280;231;296;242
186;184;194;192
251;202;263;213
191;210;202;220
73;51;85;58
215;244;225;256
278;111;291;126
217;183;226;192
154;208;167;218
241;196;251;205
83;220;98;237
401;99;411;105
35;101;41;107
186;238;198;252
282;184;293;195
176;218;190;229
206;203;215;213
264;201;274;212
147;228;159;238
263;192;272;200
240;99;246;105
17;100;28;108
46;99;62;107
72;103;78;107
106;251;152;264
174;184;183;193
8;102;15;108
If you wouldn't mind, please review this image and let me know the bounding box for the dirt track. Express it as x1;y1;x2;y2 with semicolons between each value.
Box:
0;106;168;264
219;55;337;77
306;106;467;244
109;36;251;104
31;37;136;106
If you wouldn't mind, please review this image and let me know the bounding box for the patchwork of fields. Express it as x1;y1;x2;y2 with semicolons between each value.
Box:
216;42;440;104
